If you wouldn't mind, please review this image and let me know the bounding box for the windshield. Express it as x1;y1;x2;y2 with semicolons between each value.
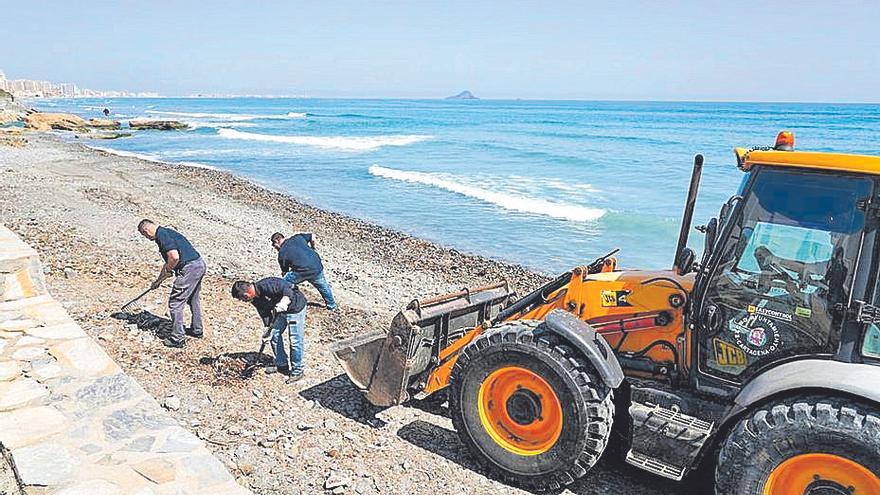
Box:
700;167;872;381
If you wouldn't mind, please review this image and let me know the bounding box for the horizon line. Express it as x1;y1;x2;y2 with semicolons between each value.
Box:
26;94;880;105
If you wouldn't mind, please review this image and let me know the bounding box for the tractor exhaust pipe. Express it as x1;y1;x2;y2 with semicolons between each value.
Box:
673;154;703;270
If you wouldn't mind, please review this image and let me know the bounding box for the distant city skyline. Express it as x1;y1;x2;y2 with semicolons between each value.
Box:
2;1;879;102
0;69;158;98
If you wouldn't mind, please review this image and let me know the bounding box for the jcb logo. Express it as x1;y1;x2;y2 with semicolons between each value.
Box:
600;289;632;307
713;338;746;366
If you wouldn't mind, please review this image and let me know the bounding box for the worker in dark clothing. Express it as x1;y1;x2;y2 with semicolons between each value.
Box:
137;219;207;348
232;277;307;382
271;232;337;310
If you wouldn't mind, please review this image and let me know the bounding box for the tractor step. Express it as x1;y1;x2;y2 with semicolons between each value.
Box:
625;449;687;481
625;387;716;481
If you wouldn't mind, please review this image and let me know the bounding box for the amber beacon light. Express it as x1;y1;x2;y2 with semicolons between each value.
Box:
774;130;795;151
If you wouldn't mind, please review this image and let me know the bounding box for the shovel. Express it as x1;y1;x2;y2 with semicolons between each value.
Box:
241;326;274;377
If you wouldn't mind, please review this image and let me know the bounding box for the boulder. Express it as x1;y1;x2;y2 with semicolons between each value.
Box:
0;110;22;125
24;112;87;131
128;119;188;131
87;118;121;129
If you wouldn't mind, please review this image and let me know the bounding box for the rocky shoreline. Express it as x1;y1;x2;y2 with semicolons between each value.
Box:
0;134;684;494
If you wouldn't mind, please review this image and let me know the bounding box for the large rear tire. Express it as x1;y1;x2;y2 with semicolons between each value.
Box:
715;397;880;495
449;320;614;491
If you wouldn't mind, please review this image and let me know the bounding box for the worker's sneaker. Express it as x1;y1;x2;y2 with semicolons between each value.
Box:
185;327;204;338
285;371;304;384
162;338;185;348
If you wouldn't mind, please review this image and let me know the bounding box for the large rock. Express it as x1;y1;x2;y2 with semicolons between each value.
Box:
0;110;22;125
24;112;88;131
87;118;121;129
128;119;188;131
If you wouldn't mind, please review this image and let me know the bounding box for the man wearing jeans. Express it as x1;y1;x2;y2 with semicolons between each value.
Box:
138;219;207;348
271;232;336;310
231;277;307;383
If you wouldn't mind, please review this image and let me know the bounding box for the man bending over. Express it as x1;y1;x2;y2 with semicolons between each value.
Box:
138;219;206;348
231;277;307;383
271;232;337;310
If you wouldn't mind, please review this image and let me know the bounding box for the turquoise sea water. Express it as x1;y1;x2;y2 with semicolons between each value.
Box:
34;98;880;273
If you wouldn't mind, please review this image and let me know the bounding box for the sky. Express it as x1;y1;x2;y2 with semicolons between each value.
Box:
2;1;879;101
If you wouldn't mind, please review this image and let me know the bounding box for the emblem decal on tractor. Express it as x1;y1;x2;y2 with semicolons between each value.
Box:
747;305;792;322
712;338;747;366
600;289;632;307
730;314;782;356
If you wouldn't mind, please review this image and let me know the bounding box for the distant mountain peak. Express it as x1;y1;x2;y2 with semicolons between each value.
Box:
446;90;478;100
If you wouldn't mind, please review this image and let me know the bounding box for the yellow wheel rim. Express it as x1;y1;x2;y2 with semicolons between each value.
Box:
763;453;880;495
477;366;563;456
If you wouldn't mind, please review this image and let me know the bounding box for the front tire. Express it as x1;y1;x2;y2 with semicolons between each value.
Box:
715;397;880;495
449;320;614;491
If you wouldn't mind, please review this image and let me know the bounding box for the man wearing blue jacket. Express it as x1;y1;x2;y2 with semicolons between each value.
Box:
231;277;307;383
271;232;337;310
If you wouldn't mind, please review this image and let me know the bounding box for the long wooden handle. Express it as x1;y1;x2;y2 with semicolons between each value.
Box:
121;288;153;311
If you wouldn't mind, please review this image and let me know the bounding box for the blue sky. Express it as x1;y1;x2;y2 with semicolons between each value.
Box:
2;1;878;101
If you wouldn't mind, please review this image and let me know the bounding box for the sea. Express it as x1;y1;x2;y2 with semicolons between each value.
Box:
31;98;880;274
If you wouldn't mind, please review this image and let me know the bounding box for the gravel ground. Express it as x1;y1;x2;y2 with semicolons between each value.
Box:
0;135;696;494
0;451;22;495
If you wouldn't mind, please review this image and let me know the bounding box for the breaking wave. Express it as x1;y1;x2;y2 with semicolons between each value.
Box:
369;166;605;222
184;120;258;129
217;129;432;151
145;110;306;121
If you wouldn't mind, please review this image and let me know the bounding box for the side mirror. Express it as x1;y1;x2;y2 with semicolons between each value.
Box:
676;247;696;276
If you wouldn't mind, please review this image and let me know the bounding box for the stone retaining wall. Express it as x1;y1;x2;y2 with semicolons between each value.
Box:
0;225;251;495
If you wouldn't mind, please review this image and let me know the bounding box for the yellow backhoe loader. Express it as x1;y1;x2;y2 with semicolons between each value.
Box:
332;132;880;494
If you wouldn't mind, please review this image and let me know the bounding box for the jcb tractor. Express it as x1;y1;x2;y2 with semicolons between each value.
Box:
331;132;880;494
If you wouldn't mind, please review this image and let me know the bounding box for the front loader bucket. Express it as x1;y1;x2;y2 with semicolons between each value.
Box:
330;281;514;407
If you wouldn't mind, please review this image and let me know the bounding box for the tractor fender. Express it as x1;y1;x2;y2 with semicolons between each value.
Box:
543;310;625;388
733;359;880;412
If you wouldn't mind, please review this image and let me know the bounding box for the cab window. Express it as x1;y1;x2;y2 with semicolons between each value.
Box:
700;167;871;381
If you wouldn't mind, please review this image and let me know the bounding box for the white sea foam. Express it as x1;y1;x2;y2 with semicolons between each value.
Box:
145;110;305;121
184;120;258;129
369;166;605;222
86;145;219;170
217;129;432;151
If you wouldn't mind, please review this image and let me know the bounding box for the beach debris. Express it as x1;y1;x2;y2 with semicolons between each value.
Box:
128;119;188;131
62;267;77;279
